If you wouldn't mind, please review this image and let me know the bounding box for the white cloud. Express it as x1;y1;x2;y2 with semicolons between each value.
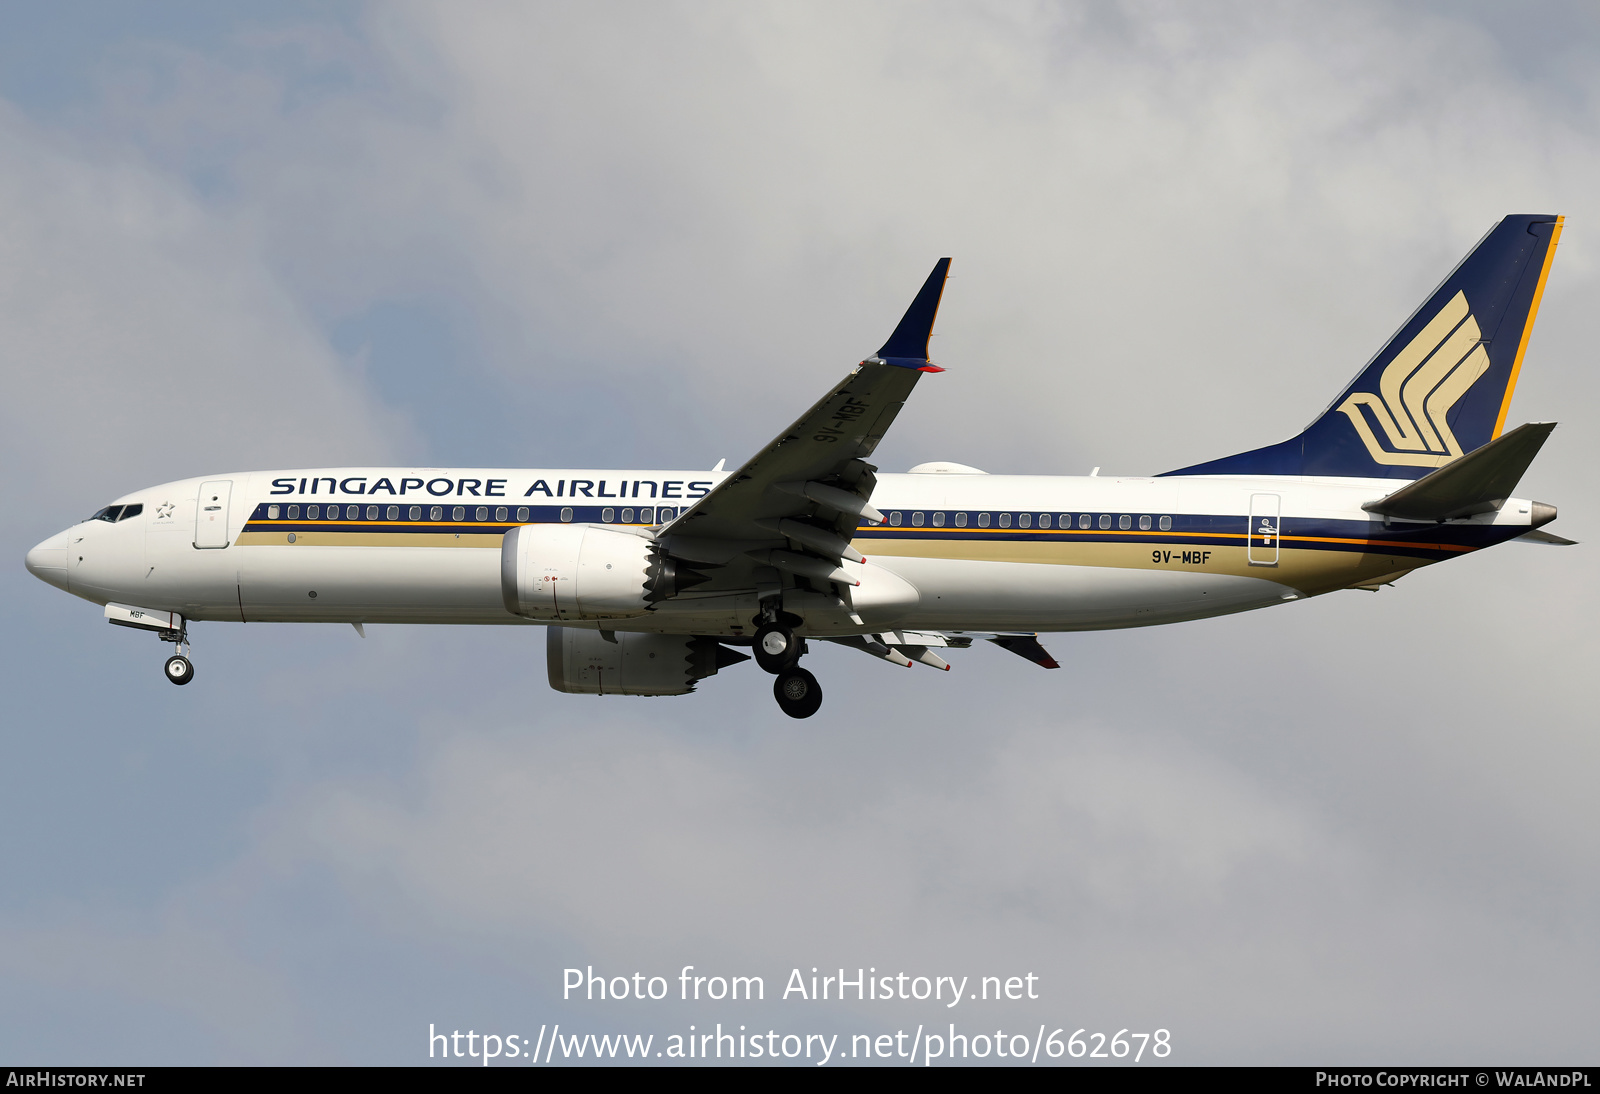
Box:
0;101;406;518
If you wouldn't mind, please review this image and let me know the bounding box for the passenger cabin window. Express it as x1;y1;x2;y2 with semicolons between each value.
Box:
1139;515;1151;530
932;512;946;527
1159;515;1172;530
410;506;422;520
307;504;320;519
955;513;968;527
638;507;653;523
560;507;574;522
452;506;465;521
288;505;301;519
429;505;443;521
268;505;280;520
516;507;529;521
1038;514;1050;529
911;512;924;527
496;506;509;521
977;513;991;528
1018;513;1031;529
1098;514;1111;529
889;511;902;526
1060;514;1071;527
388;505;399;520
620;508;632;523
1079;514;1090;529
602;508;615;522
658;507;674;520
1119;515;1131;530
476;506;489;521
998;513;1012;528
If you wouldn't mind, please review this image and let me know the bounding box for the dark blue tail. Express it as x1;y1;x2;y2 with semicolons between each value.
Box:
1164;215;1563;480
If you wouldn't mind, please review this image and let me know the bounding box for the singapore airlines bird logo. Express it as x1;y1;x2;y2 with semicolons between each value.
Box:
1336;291;1489;467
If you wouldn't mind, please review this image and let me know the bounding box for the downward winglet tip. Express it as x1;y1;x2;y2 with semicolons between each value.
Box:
1040;659;1062;670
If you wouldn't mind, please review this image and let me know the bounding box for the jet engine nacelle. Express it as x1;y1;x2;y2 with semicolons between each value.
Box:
502;523;663;621
546;626;749;695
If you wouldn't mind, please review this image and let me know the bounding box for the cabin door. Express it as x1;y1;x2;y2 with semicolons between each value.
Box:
1248;493;1280;566
194;480;234;549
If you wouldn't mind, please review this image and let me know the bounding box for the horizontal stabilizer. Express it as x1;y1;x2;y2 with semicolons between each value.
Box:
1365;422;1556;521
1516;528;1577;546
987;634;1061;669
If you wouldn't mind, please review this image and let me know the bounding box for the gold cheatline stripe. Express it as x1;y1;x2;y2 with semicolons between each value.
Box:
1493;214;1563;439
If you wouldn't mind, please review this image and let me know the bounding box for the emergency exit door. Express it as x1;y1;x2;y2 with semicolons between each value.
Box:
194;480;233;549
1248;493;1280;566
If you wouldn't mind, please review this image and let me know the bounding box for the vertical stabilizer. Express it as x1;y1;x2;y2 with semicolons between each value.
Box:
1165;215;1562;480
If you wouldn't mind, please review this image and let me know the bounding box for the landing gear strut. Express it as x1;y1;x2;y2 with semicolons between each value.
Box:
159;624;194;686
752;607;821;717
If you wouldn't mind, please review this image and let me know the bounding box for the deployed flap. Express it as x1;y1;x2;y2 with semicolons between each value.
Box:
660;261;951;595
1365;421;1556;521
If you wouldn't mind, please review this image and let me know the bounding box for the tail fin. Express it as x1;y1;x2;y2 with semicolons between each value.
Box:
1164;215;1563;480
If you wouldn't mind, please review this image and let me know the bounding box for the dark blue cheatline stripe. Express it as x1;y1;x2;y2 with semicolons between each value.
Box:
242;501;682;534
853;511;1525;561
241;502;1526;561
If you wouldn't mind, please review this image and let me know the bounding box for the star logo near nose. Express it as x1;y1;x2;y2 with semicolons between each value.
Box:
156;502;175;520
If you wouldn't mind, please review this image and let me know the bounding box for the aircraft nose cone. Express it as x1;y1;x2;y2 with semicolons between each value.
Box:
25;533;70;591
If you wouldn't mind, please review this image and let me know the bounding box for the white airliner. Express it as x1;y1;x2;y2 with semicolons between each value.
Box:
25;215;1571;717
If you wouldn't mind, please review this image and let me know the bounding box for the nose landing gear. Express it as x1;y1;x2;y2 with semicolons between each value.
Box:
164;654;195;685
158;623;194;686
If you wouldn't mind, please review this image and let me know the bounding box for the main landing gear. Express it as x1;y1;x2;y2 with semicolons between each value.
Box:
753;618;822;719
159;624;194;686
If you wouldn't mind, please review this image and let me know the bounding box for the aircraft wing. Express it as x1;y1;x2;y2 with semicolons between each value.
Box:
658;259;951;594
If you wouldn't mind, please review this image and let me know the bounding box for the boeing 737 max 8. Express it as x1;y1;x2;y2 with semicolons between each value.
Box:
25;215;1572;717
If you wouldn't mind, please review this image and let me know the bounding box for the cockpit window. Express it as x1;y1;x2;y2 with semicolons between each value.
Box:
117;504;143;521
87;506;123;523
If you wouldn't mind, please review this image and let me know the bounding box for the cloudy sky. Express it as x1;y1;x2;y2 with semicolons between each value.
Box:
3;1;1598;1065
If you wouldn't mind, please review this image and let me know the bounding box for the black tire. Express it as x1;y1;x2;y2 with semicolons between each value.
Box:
773;667;823;719
753;623;800;674
164;655;195;686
